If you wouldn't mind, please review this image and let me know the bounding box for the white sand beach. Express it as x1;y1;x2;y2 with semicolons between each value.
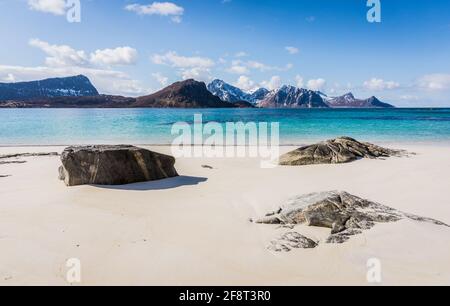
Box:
1;143;450;286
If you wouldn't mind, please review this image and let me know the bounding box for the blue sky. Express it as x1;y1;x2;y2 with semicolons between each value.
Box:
0;0;449;106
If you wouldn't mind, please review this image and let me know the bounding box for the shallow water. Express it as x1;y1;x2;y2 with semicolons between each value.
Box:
1;108;450;145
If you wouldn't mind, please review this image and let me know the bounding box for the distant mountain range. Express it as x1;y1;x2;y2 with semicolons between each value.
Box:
0;75;98;101
0;75;395;108
322;92;394;108
206;79;394;108
0;77;237;108
259;85;329;108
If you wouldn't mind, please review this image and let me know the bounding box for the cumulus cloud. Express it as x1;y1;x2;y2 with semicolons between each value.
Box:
9;39;145;96
226;59;290;75
125;2;184;23
261;76;282;91
152;72;169;87
234;76;255;92
363;78;400;91
2;73;16;82
235;51;248;58
285;46;299;55
151;51;214;81
151;51;214;68
180;67;212;82
28;0;66;16
30;39;138;68
29;38;88;67
399;95;419;101
307;78;326;91
227;63;249;75
90;47;138;66
246;60;274;72
295;75;304;88
418;74;450;90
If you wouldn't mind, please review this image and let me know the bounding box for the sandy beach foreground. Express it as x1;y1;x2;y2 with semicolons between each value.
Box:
0;144;450;286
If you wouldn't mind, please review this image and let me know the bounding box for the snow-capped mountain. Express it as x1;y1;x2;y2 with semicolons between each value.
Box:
0;75;99;101
248;88;270;104
207;79;249;103
207;79;269;104
325;92;394;108
259;85;329;108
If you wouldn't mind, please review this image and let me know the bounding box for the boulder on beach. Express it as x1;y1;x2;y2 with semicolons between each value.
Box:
58;145;178;186
255;191;449;246
279;136;404;166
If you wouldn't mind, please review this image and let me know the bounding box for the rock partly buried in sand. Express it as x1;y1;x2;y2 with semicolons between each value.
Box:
255;191;449;245
279;137;405;166
268;232;318;252
58;145;178;186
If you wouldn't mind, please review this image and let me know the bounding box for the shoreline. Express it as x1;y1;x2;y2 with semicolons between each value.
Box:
1;140;450;148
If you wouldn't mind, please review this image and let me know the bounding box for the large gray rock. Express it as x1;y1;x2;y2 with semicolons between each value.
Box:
255;191;449;245
58;145;178;186
279;137;405;166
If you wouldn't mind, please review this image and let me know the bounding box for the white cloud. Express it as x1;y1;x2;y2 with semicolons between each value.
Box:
227;64;249;75
151;51;214;68
261;76;282;91
29;38;88;67
235;51;248;58
28;0;66;16
227;59;289;75
152;72;169;87
285;46;299;55
151;51;214;82
180;67;212;82
6;39;145;96
234;76;255;92
418;74;450;90
307;78;326;91
285;63;294;70
295;75;304;88
399;95;419;101
171;15;182;23
363;78;400;91
2;73;16;82
125;2;184;23
90;47;138;66
0;65;147;96
246;60;273;71
30;39;138;68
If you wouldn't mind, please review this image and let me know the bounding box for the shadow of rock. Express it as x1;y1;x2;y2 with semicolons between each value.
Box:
93;176;208;191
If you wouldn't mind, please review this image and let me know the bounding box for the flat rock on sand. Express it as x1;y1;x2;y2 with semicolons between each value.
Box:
279;137;406;166
58;145;178;186
254;191;449;250
0;152;59;165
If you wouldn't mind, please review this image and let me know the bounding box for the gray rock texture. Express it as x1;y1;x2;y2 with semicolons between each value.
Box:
255;191;449;247
279;137;405;166
58;145;178;186
268;232;318;252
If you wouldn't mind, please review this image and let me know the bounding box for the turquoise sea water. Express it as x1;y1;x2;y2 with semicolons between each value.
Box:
1;108;450;145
